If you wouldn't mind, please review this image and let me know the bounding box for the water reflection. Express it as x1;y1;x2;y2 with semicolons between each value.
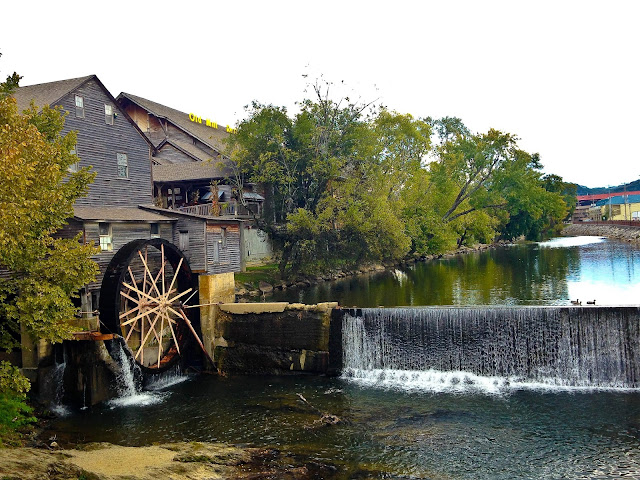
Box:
271;236;640;306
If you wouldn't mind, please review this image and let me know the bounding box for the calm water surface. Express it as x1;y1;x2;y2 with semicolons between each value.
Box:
271;236;640;307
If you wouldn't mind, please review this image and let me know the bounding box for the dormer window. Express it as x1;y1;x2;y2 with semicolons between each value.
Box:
75;95;84;118
105;104;114;125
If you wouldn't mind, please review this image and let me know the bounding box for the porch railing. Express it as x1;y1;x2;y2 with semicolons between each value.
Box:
177;203;259;218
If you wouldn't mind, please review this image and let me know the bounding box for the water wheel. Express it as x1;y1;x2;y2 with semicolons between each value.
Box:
99;238;196;372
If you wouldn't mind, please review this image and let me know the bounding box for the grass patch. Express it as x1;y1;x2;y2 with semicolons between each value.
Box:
235;263;280;287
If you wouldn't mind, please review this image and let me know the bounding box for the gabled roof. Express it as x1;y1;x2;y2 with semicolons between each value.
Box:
12;75;94;112
73;206;175;222
158;138;214;163
117;92;230;154
153;161;234;183
12;75;154;149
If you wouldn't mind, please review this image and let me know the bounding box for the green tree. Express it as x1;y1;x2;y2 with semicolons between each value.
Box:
229;85;421;275
0;70;98;440
404;118;570;251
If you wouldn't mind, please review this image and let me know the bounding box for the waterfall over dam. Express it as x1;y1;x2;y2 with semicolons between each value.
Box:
340;306;640;391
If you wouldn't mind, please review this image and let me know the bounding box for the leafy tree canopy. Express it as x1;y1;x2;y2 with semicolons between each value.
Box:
0;72;98;353
229;86;574;273
229;83;431;274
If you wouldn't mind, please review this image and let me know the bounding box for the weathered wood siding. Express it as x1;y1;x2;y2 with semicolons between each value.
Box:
83;221;174;290
155;143;192;164
172;216;207;272
58;79;153;207
206;222;241;273
122;103;165;146
53;219;84;241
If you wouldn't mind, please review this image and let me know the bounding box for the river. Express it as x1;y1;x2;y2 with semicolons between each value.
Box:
270;236;640;307
48;236;640;479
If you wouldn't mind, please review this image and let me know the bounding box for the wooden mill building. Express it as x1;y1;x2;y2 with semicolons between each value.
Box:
116;92;272;265
12;75;244;317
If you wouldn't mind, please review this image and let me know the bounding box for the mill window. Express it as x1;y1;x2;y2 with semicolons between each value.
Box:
75;95;84;118
68;144;80;172
105;104;114;125
99;223;113;251
150;223;160;238
117;153;128;178
179;231;189;251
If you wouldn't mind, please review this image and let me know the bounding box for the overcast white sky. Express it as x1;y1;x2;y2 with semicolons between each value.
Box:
2;0;638;188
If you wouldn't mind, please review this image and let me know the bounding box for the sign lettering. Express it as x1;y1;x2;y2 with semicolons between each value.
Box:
188;113;236;133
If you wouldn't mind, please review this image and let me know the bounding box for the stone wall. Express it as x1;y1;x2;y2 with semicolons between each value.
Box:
202;302;339;375
563;223;640;243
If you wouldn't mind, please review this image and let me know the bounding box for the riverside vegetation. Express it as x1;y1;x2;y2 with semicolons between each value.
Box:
0;63;98;446
1;67;574;447
228;82;576;280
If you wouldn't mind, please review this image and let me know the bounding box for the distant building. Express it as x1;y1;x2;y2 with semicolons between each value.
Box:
571;204;591;222
591;194;640;221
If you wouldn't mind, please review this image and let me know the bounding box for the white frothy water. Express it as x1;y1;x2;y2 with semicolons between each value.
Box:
107;340;188;408
108;341;164;408
341;307;640;394
48;359;71;416
343;368;638;394
538;236;606;248
108;391;166;408
146;365;190;391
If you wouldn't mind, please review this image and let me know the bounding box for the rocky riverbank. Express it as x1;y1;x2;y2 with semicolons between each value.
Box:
0;441;340;479
236;242;508;299
562;223;640;244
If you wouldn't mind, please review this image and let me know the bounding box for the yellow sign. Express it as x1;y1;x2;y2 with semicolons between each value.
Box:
189;113;236;134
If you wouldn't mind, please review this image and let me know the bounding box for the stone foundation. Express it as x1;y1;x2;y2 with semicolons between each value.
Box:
563;223;640;243
202;301;339;375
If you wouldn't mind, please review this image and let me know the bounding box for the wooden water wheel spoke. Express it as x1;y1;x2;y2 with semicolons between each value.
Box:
167;305;187;321
138;250;163;298
121;281;166;305
166;287;193;305
166;313;181;355
134;310;163;360
102;239;199;372
167;257;183;297
157;314;165;366
161;244;166;297
121;304;162;327
128;267;140;297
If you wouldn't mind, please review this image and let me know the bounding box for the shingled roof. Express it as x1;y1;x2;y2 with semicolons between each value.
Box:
12;75;153;149
11;75;95;112
153;161;234;183
117;92;230;154
73;206;175;222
